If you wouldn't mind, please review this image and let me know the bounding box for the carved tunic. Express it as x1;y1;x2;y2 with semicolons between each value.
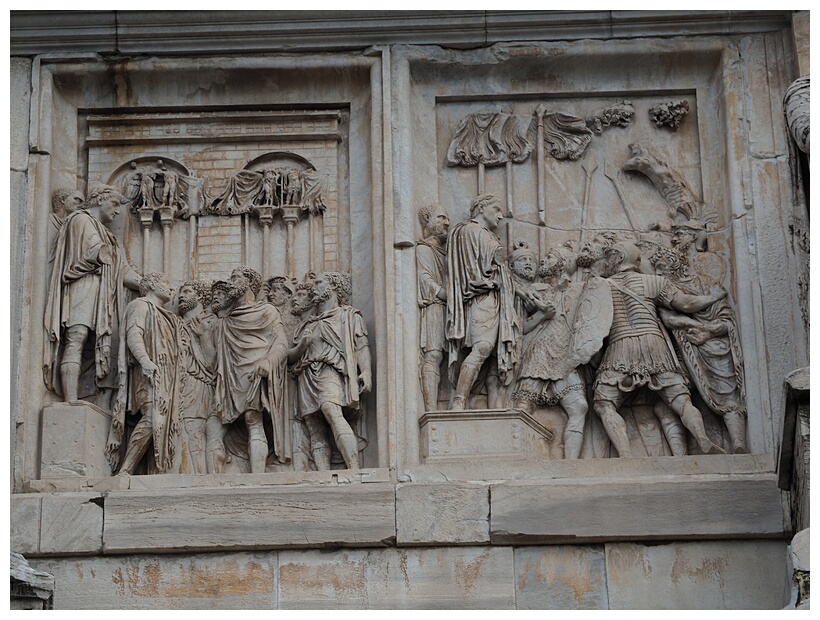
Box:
292;306;369;417
598;272;681;380
416;238;447;353
179;310;217;421
446;219;519;384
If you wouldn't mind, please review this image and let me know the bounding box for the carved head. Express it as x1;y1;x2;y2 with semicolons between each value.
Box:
211;280;233;313
87;185;124;226
509;242;537;282
606;241;642;273
313;271;352;306
671;220;707;253
230;267;262;298
51;188;84;219
291;281;316;316
265;276;293;307
179;280;211;315
417;204;450;239
469;194;504;231
139;272;172;302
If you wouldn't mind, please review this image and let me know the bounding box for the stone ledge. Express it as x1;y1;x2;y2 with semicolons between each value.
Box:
490;474;787;544
103;483;396;554
396;482;489;545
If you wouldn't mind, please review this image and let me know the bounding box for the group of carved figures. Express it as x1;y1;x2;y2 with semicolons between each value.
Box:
416;194;748;459
44;185;371;475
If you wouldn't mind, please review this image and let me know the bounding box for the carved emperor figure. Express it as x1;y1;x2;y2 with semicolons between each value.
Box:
44;184;141;404
446;194;519;410
289;272;372;470
416;204;450;411
593;242;727;457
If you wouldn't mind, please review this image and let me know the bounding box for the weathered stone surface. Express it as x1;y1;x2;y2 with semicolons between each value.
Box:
790;527;809;572
490;475;785;543
39;492;104;555
104;484;396;553
29;552;277;609
606;540;789;609
10;57;31;171
514;545;608;609
279;546;515;609
11;552;54;610
396;482;489;545
10;494;41;555
40;402;113;478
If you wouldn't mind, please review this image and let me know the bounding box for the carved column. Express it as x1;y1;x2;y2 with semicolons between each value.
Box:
281;206;300;278
159;206;174;276
138;206;154;272
257;205;274;278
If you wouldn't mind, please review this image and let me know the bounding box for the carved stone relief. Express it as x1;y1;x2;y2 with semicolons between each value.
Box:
419;92;749;462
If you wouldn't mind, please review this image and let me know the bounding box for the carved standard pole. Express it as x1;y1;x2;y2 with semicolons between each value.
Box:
159;206;174;276
478;162;485;195
257;206;273;278
505;161;514;217
309;212;315;272
138;206;154;271
188;215;197;279
282;206;300;278
535;105;546;225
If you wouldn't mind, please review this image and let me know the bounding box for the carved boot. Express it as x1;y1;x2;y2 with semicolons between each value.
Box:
655;406;688;456
334;429;360;470
679;404;726;456
451;363;480;411
312;446;332;471
420;363;441;412
723;410;748;454
60;362;81;402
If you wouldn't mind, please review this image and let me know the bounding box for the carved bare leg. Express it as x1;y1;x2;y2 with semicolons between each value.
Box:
593;399;632;457
184;418;206;475
320;402;359;470
653;401;688;456
486;366;504;409
723;410;748;454
304;413;332;471
561;390;588;460
60;325;89;402
245;409;268;473
420;350;443;411
452;340;493;410
205;413;226;474
118;408;153;475
668;394;725;455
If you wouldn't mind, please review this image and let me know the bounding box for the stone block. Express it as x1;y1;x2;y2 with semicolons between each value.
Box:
10;57;31;171
104;484;395;553
40;402;113;478
39;492;104;555
11;494;42;555
396;482;489;545
490;475;785;543
29;552;277;609
790;527;809;572
514;545;608;610
420;409;551;463
606;540;789;609
279;546;515;609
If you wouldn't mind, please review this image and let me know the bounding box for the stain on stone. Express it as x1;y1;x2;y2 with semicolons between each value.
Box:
670;549;727;588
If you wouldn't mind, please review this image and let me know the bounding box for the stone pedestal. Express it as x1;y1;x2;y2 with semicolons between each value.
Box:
40;402;112;478
419;409;553;463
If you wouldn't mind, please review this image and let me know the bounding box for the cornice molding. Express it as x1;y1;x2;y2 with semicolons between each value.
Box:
11;10;794;57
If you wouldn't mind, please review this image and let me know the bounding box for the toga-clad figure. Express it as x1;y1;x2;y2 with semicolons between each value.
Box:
44;185;141;404
213;268;289;473
289;272;371;470
416;204;450;411
446;194;519;410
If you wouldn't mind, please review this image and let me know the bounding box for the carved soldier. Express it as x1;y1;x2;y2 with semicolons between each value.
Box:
49;188;84;232
416;204;450;411
289;272;371;470
592;242;727;457
44;185;141;404
106;273;180;475
446;194;519;410
285;168;303;205
213;268;289;473
508;241;545;321
177;280;225;474
261;169;278;207
159;161;179;210
265;276;301;337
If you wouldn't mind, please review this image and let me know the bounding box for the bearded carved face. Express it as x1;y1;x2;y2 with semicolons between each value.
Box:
311;277;333;304
291;289;315;315
178;285;199;314
428;212;450;239
511;255;536;282
267;284;290;307
212;289;233;313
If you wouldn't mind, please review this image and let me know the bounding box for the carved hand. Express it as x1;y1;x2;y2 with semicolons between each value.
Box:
141;360;159;384
256;363;269;379
358;372;372;394
685;328;711;346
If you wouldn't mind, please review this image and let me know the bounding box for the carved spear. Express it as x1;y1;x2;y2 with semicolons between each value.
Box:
604;160;636;229
579;158;598;242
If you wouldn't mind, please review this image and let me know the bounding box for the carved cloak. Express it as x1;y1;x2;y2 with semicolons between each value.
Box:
445;219;519;385
213;301;290;464
43;209;132;394
416;237;447;353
